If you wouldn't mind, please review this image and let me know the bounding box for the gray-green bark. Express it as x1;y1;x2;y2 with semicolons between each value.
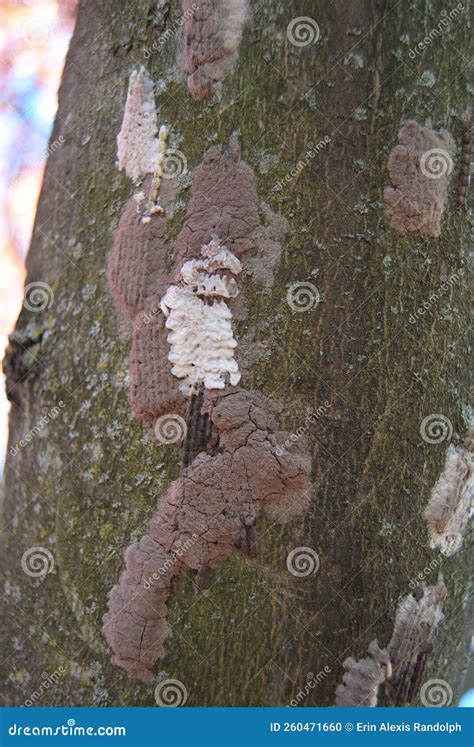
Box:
1;0;471;706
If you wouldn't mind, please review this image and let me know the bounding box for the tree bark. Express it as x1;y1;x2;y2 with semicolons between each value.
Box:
1;0;471;707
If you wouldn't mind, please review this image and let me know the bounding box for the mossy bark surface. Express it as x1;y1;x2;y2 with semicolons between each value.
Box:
1;0;471;706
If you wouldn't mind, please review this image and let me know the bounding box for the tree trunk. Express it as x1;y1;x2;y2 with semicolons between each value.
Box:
1;0;471;707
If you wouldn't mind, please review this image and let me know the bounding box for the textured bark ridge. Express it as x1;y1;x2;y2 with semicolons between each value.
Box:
335;640;391;707
335;582;447;706
103;389;311;681
108;177;177;321
105;94;311;679
423;438;473;557
182;0;247;99
173;139;259;268
385;582;447;706
384;120;454;237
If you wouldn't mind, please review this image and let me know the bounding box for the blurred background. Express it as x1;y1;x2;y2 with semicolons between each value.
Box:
0;0;77;467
